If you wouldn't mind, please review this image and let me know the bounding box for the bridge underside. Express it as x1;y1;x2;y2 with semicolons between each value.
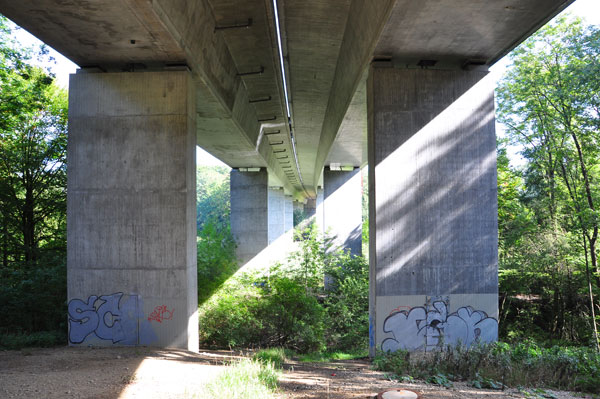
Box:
0;0;574;351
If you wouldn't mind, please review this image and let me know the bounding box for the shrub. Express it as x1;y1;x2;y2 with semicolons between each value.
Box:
198;225;370;354
373;341;600;394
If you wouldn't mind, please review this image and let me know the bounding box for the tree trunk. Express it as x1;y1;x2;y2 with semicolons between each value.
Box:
22;185;36;265
583;233;600;352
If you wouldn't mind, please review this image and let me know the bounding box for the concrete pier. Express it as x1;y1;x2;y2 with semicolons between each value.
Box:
268;187;293;245
323;167;362;255
367;66;498;354
230;169;269;266
67;71;198;351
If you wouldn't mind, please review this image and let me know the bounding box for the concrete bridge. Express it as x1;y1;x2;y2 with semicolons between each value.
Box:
0;0;573;353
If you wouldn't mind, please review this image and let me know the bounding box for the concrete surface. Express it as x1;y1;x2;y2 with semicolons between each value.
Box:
367;66;498;354
268;187;293;244
0;0;574;199
230;169;269;266
67;71;198;351
323;167;362;255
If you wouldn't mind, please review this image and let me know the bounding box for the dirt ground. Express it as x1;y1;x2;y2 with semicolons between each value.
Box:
0;347;593;399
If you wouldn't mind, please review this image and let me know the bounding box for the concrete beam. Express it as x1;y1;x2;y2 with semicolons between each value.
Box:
67;71;198;351
310;0;396;192
368;66;498;354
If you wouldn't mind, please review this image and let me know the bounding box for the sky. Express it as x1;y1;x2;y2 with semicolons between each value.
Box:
7;0;600;167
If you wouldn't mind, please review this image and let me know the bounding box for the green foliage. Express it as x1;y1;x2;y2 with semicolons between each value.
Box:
195;165;238;305
196;166;230;231
373;342;600;394
197;219;237;304
0;16;68;344
296;349;367;362
253;347;292;368
198;226;369;354
0;330;64;350
323;252;369;351
496;16;600;346
193;358;279;399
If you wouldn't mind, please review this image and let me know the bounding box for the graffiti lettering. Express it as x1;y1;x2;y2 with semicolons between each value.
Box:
382;299;498;352
148;305;174;323
68;293;139;345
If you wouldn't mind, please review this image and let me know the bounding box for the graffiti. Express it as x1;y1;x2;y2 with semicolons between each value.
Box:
389;305;412;314
382;298;498;352
68;293;139;345
148;305;174;323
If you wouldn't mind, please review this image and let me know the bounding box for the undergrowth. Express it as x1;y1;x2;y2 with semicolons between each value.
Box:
198;224;369;354
0;330;64;350
373;341;600;394
193;358;279;399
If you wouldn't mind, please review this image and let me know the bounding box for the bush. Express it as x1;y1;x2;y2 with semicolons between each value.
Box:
324;252;369;351
373;341;600;394
198;226;370;354
0;330;64;350
197;218;237;305
0;259;66;343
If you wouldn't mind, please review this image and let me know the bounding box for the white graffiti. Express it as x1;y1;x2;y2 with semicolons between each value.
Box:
382;300;498;352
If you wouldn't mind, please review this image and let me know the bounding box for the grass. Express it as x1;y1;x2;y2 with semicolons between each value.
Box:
192;358;279;399
373;341;600;394
252;347;293;368
297;349;368;363
253;347;368;364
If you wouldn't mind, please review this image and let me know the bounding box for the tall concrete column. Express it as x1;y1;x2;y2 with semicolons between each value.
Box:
368;66;498;355
323;167;362;255
67;71;198;351
268;187;293;245
304;188;324;230
230;169;268;266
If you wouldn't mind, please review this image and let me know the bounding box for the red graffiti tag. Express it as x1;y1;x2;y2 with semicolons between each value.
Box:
148;305;174;323
389;305;412;315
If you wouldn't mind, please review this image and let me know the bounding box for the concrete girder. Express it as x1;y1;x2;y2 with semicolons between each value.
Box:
152;0;299;196
0;0;577;201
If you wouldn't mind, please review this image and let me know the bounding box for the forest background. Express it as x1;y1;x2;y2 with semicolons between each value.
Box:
0;4;599;382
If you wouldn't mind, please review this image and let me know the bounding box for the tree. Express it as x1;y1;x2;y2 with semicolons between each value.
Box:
0;16;68;342
497;16;600;349
0;17;68;267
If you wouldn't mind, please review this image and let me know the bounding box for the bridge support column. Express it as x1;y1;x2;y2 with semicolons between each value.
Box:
230;170;294;267
367;66;498;355
67;71;198;351
304;188;324;229
323;167;362;255
230;169;268;266
268;187;294;245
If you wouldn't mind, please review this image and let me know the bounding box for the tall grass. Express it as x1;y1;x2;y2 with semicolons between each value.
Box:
373;341;600;394
193;358;279;399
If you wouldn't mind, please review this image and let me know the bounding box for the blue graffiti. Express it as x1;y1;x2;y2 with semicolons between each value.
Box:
68;293;140;345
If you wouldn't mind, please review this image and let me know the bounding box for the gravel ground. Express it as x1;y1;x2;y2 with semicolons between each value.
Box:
0;347;594;399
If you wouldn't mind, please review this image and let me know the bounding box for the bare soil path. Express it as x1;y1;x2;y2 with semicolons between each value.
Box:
0;347;592;399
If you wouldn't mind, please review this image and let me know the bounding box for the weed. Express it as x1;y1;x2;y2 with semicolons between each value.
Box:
373;342;600;394
193;358;279;399
253;347;292;368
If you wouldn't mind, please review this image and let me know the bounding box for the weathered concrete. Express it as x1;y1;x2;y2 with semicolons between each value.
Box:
67;71;198;351
367;66;498;354
304;187;324;230
0;0;573;199
268;187;293;245
230;169;268;266
323;168;362;255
